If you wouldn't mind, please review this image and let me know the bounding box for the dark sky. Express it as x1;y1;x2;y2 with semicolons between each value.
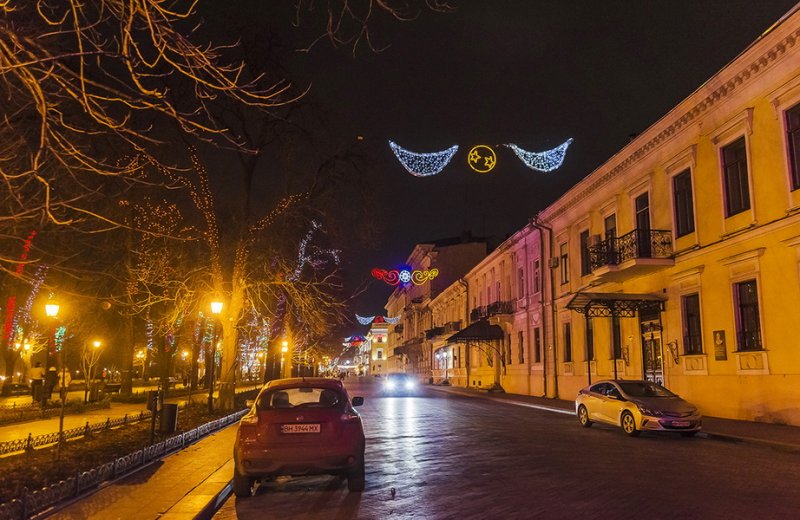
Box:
209;1;798;335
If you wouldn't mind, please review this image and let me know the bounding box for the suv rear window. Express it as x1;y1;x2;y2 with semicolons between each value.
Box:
258;387;343;410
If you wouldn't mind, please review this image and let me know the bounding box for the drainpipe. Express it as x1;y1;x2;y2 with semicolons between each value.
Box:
457;278;470;388
531;215;559;399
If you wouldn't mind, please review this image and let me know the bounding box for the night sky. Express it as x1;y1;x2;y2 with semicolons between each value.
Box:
210;1;799;334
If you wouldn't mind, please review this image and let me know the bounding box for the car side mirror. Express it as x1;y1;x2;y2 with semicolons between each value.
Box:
245;399;255;408
352;396;364;407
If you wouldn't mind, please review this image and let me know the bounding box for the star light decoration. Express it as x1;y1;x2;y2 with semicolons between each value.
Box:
371;267;439;287
467;145;497;173
388;140;459;177
355;314;402;325
504;138;573;172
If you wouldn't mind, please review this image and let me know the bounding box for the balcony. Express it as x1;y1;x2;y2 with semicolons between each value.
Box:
425;326;445;340
588;229;674;282
444;320;462;334
470;300;515;322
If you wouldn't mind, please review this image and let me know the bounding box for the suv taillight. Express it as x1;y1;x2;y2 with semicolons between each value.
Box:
340;411;360;423
241;413;259;425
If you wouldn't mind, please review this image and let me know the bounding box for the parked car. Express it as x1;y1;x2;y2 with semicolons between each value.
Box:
233;377;365;497
382;372;418;396
575;379;702;437
1;382;31;396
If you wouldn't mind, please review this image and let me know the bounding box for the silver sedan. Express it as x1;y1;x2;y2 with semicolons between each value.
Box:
575;380;702;437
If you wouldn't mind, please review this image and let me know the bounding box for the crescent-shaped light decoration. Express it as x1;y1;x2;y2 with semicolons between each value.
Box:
388;140;459;177
504;138;574;172
385;316;401;324
356;314;376;325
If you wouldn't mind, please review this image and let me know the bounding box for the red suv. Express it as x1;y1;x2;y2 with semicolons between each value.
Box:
233;377;366;496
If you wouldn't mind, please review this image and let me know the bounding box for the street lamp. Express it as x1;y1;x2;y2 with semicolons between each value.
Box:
45;301;69;460
208;300;223;412
281;341;289;378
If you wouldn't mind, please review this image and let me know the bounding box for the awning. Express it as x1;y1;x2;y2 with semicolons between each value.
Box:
446;319;504;344
566;292;666;318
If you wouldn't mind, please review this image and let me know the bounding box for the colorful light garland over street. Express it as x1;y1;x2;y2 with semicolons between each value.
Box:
355;314;401;325
371;267;439;286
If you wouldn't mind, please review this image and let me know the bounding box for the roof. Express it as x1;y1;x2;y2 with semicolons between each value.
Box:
446;319;504;343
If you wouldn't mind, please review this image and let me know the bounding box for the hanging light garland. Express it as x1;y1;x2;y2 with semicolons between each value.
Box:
504;138;573;172
356;314;402;325
467;145;497;173
388;141;458;177
372;267;439;287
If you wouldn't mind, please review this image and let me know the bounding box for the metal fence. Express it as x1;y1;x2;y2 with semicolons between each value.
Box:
0;409;247;520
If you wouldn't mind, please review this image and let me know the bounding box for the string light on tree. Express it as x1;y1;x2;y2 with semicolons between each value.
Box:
388;141;458;177
504;138;573;172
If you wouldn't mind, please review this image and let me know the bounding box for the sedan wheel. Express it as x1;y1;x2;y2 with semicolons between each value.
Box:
577;405;592;428
620;411;640;437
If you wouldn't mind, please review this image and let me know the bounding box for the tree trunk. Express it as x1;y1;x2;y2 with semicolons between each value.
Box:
217;279;245;411
120;315;135;395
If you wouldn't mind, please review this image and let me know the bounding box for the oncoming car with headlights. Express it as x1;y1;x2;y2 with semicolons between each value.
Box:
382;373;418;396
575;379;702;437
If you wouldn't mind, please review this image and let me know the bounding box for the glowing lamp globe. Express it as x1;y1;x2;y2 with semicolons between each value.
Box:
210;301;223;315
45;303;60;318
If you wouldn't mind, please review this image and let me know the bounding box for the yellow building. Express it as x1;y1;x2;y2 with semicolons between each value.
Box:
538;7;800;424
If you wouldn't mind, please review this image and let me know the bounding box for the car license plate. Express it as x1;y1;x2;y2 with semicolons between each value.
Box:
281;423;320;434
672;421;690;427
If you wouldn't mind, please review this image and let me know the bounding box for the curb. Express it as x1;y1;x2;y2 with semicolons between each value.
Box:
193;481;233;520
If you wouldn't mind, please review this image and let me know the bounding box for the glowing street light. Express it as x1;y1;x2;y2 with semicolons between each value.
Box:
280;340;289;378
208;300;223;412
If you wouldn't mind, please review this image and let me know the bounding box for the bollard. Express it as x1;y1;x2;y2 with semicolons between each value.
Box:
123;413;128;425
84;421;91;439
25;432;33;453
105;417;111;430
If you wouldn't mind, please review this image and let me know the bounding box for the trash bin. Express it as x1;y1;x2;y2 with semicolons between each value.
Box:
159;403;178;433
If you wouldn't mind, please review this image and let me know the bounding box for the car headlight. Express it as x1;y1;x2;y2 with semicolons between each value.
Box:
637;405;662;417
385;380;396;390
404;380;415;390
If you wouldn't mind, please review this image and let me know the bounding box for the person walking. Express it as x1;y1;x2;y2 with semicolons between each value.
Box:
29;362;45;403
44;366;58;405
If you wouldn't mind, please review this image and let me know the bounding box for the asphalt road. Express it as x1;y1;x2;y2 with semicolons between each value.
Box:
215;378;800;520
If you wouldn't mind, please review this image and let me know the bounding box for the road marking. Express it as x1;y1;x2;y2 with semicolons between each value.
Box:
485;398;574;415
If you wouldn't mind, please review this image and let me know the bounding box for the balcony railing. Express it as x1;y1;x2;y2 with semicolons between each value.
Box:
470;300;515;322
425;326;445;340
444;320;462;333
589;229;673;270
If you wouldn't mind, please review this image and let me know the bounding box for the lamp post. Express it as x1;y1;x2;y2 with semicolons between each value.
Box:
208;300;223;412
280;341;288;379
45;301;68;460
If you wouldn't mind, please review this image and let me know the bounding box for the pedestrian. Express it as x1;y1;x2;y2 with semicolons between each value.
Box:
44;366;58;404
58;367;72;402
29;362;45;402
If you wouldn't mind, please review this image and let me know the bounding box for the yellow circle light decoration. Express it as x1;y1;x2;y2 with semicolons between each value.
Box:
467;145;497;173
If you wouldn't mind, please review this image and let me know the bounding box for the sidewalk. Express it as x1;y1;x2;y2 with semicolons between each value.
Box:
430;384;800;452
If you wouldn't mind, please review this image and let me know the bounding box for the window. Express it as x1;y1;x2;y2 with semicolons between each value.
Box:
559;242;569;285
580;230;591;276
635;192;652;257
534;328;541;363
681;293;703;354
734;280;762;351
563;322;572;362
722;137;751;216
672;169;696;237
377;350;383;359
532;259;541;294
604;214;617;239
518;331;525;364
517;267;525;298
611;316;622;359
586;318;594;361
506;334;512;364
786;103;800;191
